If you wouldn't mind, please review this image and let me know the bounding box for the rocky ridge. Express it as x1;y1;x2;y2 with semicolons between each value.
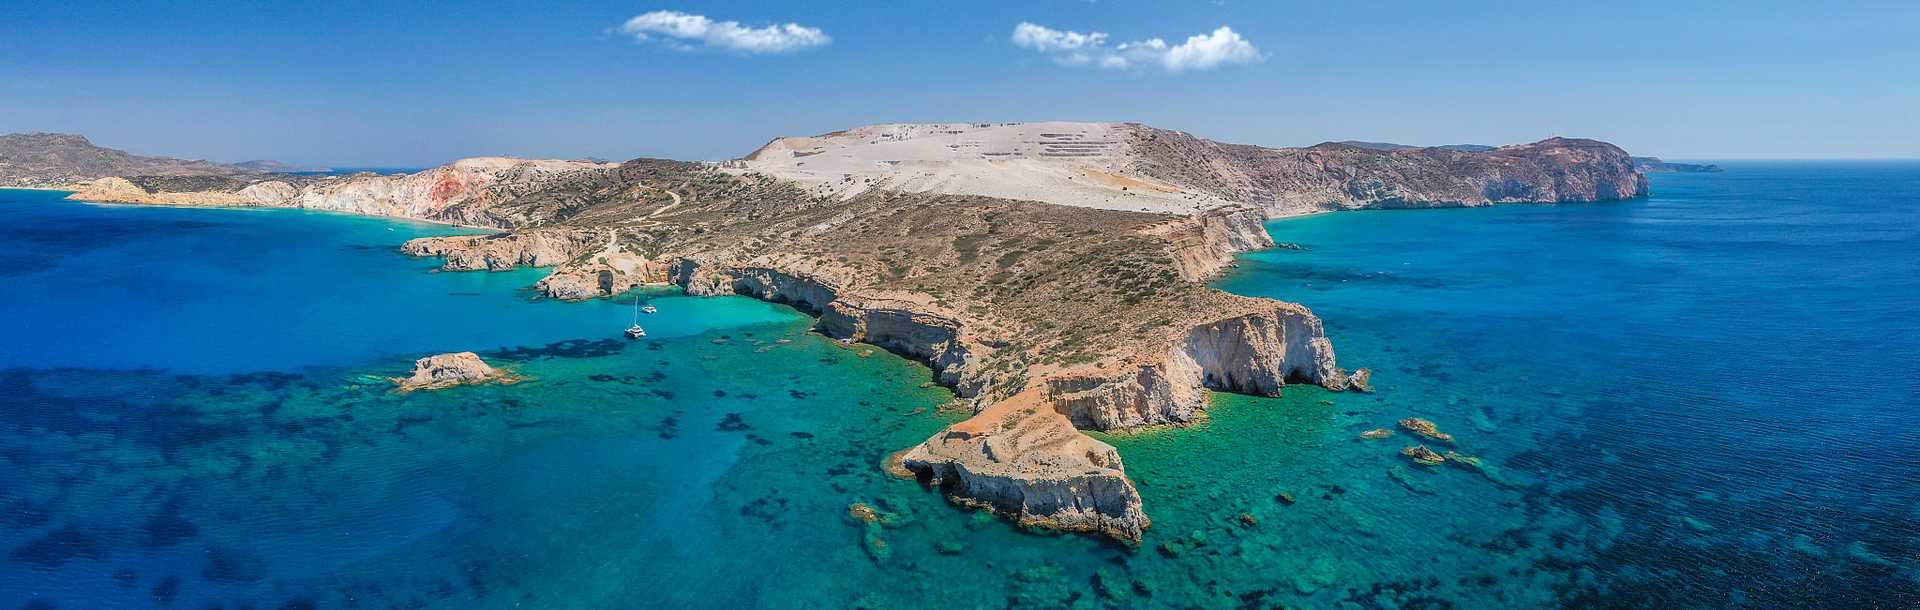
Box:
734;122;1647;218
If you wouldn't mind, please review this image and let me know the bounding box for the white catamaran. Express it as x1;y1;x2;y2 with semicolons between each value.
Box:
625;296;647;339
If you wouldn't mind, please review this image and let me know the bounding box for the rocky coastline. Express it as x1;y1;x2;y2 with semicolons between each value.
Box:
27;121;1651;541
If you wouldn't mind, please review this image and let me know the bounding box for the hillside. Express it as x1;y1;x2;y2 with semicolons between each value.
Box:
0;132;297;186
734;122;1646;218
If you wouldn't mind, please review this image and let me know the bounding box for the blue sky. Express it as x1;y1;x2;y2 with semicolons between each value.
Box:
3;1;1915;166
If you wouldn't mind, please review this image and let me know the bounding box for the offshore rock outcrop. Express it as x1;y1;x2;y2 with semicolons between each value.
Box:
391;352;513;391
900;389;1149;541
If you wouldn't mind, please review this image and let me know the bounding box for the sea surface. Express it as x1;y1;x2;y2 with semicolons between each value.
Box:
1;163;1915;608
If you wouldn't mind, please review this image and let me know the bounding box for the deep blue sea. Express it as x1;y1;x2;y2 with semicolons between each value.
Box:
1;163;1915;608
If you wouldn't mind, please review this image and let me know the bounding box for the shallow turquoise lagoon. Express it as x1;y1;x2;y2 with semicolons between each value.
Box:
1;163;1916;609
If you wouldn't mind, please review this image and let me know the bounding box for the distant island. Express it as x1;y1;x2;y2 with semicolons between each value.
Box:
1633;156;1724;173
3;122;1649;541
0;132;323;187
1333;140;1723;173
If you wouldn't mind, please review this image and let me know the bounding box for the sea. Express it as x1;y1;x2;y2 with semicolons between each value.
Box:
0;163;1914;608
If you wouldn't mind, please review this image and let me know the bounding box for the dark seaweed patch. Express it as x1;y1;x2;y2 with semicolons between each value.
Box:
201;545;265;583
717;413;751;432
2;499;53;529
8;525;103;567
150;575;180;604
139;501;199;548
738;495;790;529
482;338;626;361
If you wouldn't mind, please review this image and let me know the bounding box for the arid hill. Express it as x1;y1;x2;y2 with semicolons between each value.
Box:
0;132;300;186
734;122;1645;218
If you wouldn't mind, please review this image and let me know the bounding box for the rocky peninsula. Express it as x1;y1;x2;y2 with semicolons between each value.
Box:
23;122;1649;541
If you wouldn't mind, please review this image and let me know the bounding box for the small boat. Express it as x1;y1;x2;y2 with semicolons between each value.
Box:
642;305;658;314
624;296;647;339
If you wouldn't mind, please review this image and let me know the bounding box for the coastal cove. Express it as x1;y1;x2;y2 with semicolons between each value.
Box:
2;161;1918;609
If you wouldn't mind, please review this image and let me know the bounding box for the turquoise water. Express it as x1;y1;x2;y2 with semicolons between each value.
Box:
2;163;1917;608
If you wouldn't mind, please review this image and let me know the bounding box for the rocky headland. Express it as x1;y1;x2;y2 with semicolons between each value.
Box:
28;121;1651;541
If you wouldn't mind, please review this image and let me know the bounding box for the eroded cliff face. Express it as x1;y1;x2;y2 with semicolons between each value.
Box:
1149;205;1275;281
1039;298;1354;431
676;262;991;394
400;229;602;271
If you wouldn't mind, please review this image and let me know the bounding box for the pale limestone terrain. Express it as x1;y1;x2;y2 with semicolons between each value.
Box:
733;122;1236;214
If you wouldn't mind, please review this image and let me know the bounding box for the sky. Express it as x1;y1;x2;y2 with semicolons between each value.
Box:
2;1;1916;166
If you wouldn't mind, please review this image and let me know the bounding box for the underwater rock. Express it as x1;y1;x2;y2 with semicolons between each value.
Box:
862;534;892;563
1397;417;1454;443
1387;466;1437;495
847;502;885;525
1442;451;1484;470
1359;428;1394;439
1845;541;1896;567
1275;492;1297;505
1401;445;1445;466
201;545;266;583
1237;512;1258;526
1093;567;1133;603
391;352;514;391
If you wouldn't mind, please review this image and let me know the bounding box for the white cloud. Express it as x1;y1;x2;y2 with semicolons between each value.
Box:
617;10;830;54
1010;22;1262;72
